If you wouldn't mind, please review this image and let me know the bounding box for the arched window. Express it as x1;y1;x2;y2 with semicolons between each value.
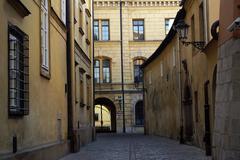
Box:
103;59;111;83
134;59;145;83
94;60;100;83
135;101;144;126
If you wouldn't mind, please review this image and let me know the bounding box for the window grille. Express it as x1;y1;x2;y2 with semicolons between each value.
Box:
8;25;29;116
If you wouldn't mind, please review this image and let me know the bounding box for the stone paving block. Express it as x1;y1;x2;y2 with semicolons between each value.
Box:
60;134;208;160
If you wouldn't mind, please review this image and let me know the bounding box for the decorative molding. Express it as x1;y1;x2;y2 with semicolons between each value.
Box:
94;0;180;8
7;0;31;18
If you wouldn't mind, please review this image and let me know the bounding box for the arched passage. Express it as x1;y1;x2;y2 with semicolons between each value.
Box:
94;97;116;132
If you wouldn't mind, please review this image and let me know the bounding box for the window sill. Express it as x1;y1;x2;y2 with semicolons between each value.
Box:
79;27;85;36
40;68;51;80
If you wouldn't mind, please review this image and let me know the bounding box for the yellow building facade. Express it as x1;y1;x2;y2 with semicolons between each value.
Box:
0;0;93;159
94;0;180;133
143;0;220;156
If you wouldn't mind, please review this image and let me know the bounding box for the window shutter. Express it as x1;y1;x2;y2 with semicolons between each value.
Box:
61;0;66;24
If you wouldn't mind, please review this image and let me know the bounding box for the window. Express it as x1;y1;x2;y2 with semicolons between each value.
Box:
101;20;109;41
8;25;29;116
41;0;49;72
102;59;111;83
165;18;174;35
135;101;144;126
61;0;66;24
133;20;144;40
134;59;145;83
94;20;99;40
94;60;100;83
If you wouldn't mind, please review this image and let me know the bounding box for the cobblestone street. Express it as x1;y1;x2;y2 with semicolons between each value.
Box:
60;134;209;160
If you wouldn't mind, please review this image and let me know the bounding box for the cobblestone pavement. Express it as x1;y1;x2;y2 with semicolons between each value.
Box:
60;134;210;160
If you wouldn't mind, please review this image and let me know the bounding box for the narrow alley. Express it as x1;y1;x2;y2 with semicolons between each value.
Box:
60;134;209;160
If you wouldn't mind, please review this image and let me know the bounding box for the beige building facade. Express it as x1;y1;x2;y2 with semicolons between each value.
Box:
94;0;180;133
0;0;94;159
143;0;220;157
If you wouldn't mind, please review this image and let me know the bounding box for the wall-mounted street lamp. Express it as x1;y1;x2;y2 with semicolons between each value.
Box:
174;19;205;50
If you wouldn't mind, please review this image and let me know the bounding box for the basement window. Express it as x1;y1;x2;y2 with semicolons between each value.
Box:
8;24;29;117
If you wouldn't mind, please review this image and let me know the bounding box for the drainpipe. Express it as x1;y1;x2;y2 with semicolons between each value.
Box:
204;80;212;156
143;69;146;135
177;34;184;144
120;0;126;133
66;0;74;152
92;0;96;141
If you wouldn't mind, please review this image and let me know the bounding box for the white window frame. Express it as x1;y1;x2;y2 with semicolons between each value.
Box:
61;0;66;24
41;0;49;71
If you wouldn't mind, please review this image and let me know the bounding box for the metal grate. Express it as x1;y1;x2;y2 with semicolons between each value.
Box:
8;25;29;116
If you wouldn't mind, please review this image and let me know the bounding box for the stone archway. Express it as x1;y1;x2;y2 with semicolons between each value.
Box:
94;97;116;132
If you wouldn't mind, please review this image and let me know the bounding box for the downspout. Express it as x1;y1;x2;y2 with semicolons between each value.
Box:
92;0;96;141
66;0;74;152
143;69;146;135
177;33;184;144
120;0;126;133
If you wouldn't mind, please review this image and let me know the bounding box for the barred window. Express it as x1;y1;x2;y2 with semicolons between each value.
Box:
8;25;29;116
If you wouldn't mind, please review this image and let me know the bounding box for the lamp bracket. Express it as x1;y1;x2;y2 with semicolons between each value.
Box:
182;41;205;50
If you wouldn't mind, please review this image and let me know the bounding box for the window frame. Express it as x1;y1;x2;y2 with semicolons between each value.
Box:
94;59;100;83
101;19;110;41
94;20;99;41
102;59;111;83
61;0;66;24
132;19;145;41
40;0;50;78
8;24;29;117
133;58;145;83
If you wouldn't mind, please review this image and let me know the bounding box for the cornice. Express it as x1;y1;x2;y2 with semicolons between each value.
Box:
94;0;180;8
